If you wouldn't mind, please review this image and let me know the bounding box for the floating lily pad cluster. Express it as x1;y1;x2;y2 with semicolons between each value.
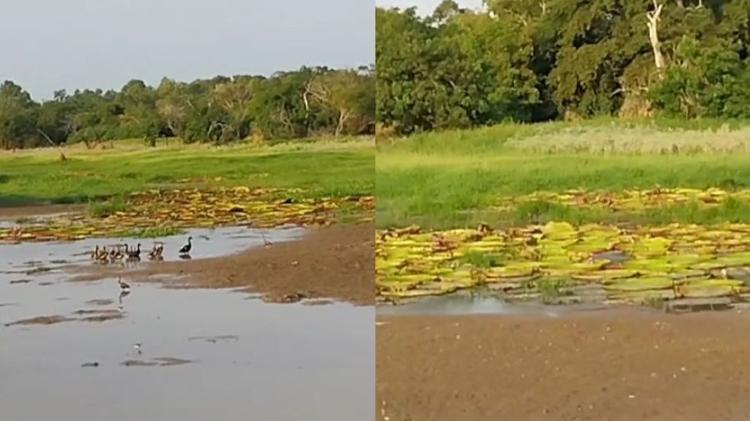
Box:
493;187;748;212
376;221;750;304
0;187;373;243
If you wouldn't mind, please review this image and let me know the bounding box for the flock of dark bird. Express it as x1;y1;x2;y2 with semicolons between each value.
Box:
88;236;193;294
89;236;193;264
90;242;161;263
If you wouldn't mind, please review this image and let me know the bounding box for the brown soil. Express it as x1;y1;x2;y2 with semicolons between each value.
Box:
85;299;115;306
79;313;125;322
377;310;750;421
74;223;374;305
121;357;193;367
5;310;123;326
0;204;84;220
5;315;73;326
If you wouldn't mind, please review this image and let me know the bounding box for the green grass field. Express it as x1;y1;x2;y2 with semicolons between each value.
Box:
0;137;374;207
377;120;750;229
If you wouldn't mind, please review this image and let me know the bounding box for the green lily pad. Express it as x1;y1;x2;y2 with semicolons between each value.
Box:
605;276;674;292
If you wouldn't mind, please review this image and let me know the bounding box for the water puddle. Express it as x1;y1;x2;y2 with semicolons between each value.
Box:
592;250;629;263
0;227;374;421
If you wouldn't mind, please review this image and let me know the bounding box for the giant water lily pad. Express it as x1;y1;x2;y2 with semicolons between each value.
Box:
605;277;675;292
495;188;750;214
0;187;373;243
542;222;577;240
376;219;750;305
679;279;745;298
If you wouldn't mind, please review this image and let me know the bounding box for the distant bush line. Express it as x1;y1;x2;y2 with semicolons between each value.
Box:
0;66;374;149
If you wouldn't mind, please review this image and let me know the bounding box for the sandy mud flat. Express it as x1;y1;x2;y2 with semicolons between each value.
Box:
377;309;750;421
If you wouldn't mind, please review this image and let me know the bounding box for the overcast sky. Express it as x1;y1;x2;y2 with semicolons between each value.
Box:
1;0;374;100
376;0;485;15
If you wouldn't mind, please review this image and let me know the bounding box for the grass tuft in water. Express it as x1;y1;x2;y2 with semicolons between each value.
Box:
121;226;185;238
537;278;573;304
88;197;128;217
643;295;667;310
461;251;504;268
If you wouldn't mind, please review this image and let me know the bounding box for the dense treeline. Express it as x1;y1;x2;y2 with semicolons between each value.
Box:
0;66;375;149
376;0;750;134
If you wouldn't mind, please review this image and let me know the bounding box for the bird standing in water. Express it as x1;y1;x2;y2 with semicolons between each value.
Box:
149;242;165;260
261;232;272;247
127;243;142;261
118;276;130;292
179;236;193;255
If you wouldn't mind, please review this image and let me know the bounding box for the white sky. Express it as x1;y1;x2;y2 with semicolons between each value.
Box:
1;0;375;100
376;0;485;15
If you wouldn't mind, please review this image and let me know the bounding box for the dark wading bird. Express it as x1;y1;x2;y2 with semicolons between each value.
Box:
119;289;130;304
90;245;100;260
179;237;193;255
127;243;142;261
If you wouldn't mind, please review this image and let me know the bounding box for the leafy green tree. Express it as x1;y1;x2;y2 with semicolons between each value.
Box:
376;5;538;133
651;36;750;117
307;68;375;136
0;81;37;148
0;67;374;149
376;7;437;133
376;0;750;130
156;78;189;138
250;70;313;139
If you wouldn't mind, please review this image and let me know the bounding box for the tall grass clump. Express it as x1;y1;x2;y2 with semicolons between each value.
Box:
506;125;750;155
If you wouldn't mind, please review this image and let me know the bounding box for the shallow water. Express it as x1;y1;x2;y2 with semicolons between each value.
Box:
0;227;374;421
1;225;304;273
377;292;606;317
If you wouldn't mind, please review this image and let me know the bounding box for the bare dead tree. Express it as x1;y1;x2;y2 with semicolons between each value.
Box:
36;128;66;161
646;0;666;71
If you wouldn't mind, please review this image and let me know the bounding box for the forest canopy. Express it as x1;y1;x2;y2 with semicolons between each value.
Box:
0;66;375;149
376;0;750;134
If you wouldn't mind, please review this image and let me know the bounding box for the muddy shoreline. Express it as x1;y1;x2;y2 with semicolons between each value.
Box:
377;310;750;421
72;223;374;305
0;204;85;220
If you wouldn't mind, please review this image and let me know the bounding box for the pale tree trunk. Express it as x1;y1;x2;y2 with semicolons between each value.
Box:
646;0;666;71
301;83;314;136
335;109;350;137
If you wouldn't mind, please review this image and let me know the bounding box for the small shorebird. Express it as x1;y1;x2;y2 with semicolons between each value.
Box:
261;232;272;247
179;236;193;255
133;343;142;355
118;277;131;292
118;289;130;304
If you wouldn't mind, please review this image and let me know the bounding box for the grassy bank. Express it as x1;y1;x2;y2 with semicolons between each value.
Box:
0;137;374;207
377;121;750;229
